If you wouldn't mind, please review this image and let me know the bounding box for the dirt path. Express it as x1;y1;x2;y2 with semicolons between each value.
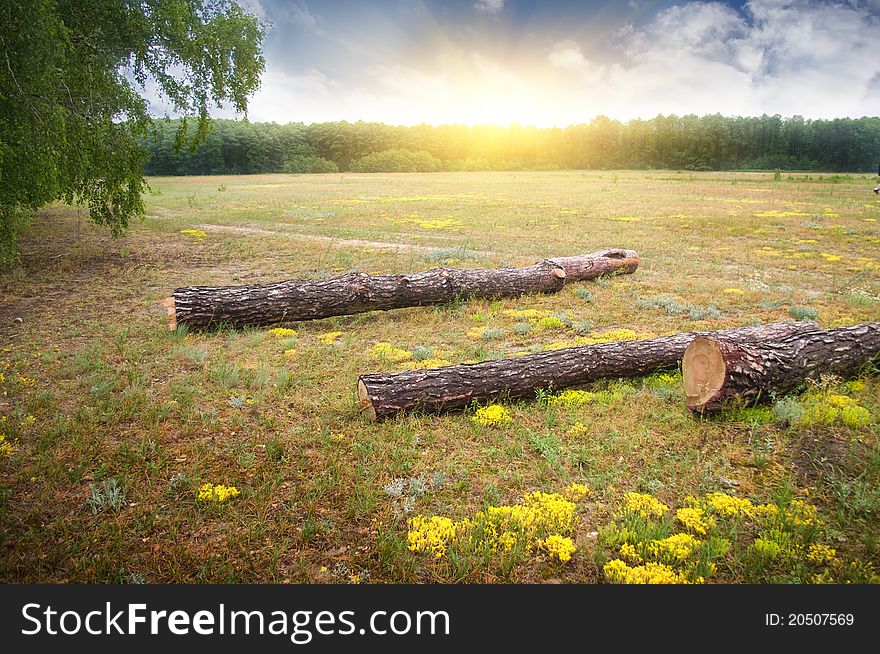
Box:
195;223;495;258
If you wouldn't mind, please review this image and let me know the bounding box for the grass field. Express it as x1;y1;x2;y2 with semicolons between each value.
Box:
1;170;879;583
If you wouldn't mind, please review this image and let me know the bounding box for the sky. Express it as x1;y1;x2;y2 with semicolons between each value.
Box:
191;0;880;126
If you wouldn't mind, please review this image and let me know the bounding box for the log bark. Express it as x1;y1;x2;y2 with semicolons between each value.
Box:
683;323;880;413
357;322;817;421
166;248;639;330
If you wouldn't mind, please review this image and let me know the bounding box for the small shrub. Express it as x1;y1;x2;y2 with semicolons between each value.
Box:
788;306;819;320
773;396;804;426
87;478;127;514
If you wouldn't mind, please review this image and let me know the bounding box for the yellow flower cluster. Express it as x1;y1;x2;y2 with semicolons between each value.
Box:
501;308;552;321
407;515;458;559
268;327;298;338
397;217;462;230
563;483;590;501
472;404;512;428
840;405;871;428
603;559;695;584
405;358;452;369
645;533;701;563
318;331;342;345
549;389;595;407
406;489;580;563
283;348;297;359
675;507;716;535
370;342;413;362
0;434;16;456
569;421;590;438
574;328;645;345
197;483;240;503
535;316;566;331
179;229;207;240
704;492;756;518
621;492;669;519
481;492;578;538
786;499;818;527
806;544;837;565
537;535;576;563
619;543;642;562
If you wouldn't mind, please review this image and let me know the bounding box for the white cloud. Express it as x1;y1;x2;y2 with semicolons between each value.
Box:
474;0;507;17
204;0;880;126
277;2;319;31
544;0;880;121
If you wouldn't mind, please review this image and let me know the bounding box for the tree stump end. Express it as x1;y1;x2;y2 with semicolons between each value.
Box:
683;337;726;411
357;379;377;421
162;297;177;332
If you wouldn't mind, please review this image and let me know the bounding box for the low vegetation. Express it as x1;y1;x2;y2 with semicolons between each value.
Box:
1;170;878;583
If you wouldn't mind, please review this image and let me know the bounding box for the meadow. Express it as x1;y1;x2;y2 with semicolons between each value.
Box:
1;170;879;583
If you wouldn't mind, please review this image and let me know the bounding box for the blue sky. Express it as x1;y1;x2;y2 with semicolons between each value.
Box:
197;0;880;125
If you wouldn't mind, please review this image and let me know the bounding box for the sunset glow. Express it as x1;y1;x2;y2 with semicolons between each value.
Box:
151;0;880;127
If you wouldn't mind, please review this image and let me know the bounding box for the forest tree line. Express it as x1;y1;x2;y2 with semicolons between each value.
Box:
140;114;880;175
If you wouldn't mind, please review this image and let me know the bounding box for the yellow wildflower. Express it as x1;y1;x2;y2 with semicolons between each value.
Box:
645;533;701;562
786;499;818;527
569;421;590;438
179;229;207;240
603;559;693;584
676;507;716;535
621;492;669;520
405;358;452;369
318;331;342;345
840;405;871;428
268;327;298;338
564;483;590;501
0;434;16;456
537;535;576;563
370;342;412;363
197;483;240;503
723;288;746;295
472;405;512;428
826;394;855;408
806;544;837;565
704;492;755;519
407;515;458;559
549;389;595;407
501;309;552;321
620;543;642;563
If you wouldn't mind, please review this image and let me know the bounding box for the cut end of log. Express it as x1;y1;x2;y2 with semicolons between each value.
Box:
357;378;377;421
683;338;726;411
551;267;567;280
162;297;177;332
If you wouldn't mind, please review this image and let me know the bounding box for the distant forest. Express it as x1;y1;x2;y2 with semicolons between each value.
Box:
141;114;880;175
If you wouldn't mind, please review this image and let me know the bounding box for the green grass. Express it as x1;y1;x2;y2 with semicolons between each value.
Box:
0;170;879;583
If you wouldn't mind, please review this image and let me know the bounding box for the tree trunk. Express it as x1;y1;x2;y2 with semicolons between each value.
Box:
357;322;817;421
683;323;880;413
166;248;639;330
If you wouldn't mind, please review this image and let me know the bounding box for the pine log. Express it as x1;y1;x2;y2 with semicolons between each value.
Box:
165;248;639;330
357;322;817;421
683;323;880;413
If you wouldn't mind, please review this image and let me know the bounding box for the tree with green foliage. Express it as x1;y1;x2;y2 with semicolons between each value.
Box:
0;0;265;263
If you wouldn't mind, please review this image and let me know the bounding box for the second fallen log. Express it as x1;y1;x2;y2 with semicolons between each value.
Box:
167;248;639;330
683;323;880;413
357;322;817;420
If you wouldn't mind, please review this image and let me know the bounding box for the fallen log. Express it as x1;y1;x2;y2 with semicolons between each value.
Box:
165;248;639;330
357;321;817;421
683;323;880;413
